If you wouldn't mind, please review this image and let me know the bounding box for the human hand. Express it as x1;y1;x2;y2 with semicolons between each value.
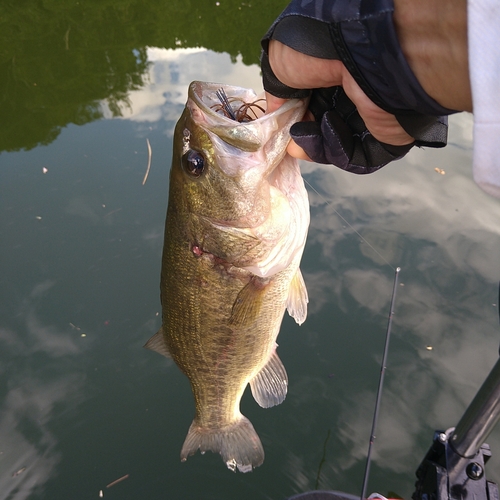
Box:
260;1;455;173
264;41;421;172
266;40;414;162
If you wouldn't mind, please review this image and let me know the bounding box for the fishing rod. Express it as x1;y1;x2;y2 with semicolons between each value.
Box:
360;267;401;500
287;343;500;500
286;266;402;500
287;359;500;500
284;150;500;500
286;280;500;500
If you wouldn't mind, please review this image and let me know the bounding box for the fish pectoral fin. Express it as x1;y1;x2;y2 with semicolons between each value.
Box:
250;347;288;408
229;279;266;327
286;268;308;325
181;415;264;473
143;327;171;358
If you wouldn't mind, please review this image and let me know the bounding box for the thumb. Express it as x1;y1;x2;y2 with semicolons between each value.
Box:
287;138;312;161
290;120;347;165
265;92;287;114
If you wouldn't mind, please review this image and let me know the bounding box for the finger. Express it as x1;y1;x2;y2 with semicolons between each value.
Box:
287;139;312;161
265;91;287;114
269;40;343;89
340;67;414;146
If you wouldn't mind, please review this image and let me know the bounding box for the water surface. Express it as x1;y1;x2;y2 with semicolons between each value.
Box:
1;3;500;499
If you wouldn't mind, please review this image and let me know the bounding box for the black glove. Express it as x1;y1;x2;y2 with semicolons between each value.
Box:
261;0;456;174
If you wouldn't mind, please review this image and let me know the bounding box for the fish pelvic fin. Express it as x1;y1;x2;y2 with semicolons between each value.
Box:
180;415;264;473
250;346;288;408
143;327;171;358
286;268;308;325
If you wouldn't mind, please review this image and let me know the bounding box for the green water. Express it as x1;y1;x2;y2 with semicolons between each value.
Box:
2;2;500;499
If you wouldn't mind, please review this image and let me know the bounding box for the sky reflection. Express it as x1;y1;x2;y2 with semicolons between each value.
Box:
101;48;264;134
2;45;500;499
98;47;500;492
0;282;85;500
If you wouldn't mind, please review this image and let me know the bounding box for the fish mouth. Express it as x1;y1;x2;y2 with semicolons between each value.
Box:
187;81;309;154
188;81;304;121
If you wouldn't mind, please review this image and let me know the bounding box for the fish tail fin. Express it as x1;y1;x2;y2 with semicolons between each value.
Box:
180;415;264;473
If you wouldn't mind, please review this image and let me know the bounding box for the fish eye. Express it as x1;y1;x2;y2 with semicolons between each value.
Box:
182;150;205;178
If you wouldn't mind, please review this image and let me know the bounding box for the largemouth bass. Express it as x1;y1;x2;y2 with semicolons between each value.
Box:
145;81;310;472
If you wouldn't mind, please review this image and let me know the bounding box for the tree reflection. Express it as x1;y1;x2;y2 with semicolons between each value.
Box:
0;0;285;152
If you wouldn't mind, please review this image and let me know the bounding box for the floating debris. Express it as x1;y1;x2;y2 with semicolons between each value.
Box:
12;467;26;477
434;167;446;175
426;345;433;351
42;167;48;174
142;138;152;185
106;474;129;488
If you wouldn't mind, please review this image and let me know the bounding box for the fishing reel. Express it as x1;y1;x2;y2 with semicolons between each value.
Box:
412;427;498;500
286;282;500;500
286;430;498;500
286;356;500;500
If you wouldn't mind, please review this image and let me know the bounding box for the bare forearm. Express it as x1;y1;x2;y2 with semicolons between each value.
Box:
394;0;472;112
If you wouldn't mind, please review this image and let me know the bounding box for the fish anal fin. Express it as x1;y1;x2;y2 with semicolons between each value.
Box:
229;279;267;327
250;347;288;408
144;327;171;358
180;415;264;473
286;268;308;325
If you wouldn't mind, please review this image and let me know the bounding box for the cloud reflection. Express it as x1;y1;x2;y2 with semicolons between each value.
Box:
0;281;84;500
1;49;218;498
101;47;264;136
94;48;500;492
0;375;84;500
295;112;500;490
303;114;500;283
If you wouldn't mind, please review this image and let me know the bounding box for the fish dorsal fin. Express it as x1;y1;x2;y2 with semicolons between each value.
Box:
229;279;266;327
144;327;171;358
286;268;308;325
250;347;288;408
